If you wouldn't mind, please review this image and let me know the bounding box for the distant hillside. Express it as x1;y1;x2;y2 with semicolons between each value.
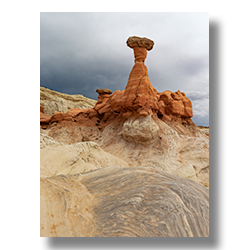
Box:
198;126;209;129
40;87;97;116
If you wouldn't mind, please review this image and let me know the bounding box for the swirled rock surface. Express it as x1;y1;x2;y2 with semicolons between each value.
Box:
122;115;159;145
47;114;209;187
40;166;209;237
99;116;209;187
40;133;129;178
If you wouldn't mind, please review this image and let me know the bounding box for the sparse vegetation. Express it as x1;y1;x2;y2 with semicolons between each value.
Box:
198;126;209;129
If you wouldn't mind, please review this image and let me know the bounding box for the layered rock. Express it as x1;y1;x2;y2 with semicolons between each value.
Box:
98;117;209;187
122;115;159;145
40;36;194;130
40;105;51;129
40;133;129;178
46;116;209;186
40;87;96;116
121;37;159;118
41;166;209;237
199;127;209;137
40;36;208;186
41;131;209;237
158;90;193;124
94;88;113;118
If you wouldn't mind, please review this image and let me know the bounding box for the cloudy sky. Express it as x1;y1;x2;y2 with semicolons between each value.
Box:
40;12;209;126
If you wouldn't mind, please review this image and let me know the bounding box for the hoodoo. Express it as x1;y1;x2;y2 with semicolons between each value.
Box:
40;36;194;129
40;36;209;237
121;36;159;118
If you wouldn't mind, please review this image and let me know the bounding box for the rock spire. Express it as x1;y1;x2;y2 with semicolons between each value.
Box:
121;36;158;118
40;36;194;130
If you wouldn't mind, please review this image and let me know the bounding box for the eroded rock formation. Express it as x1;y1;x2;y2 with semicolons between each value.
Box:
40;36;194;130
40;36;208;186
41;166;209;237
121;37;159;118
126;36;154;51
40;36;209;237
122;116;159;145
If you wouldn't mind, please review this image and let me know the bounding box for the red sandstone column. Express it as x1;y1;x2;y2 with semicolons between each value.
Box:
121;36;159;118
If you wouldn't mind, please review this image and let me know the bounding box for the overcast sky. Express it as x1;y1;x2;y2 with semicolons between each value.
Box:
40;12;209;126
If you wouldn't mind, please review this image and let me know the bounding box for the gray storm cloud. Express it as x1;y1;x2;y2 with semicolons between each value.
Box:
40;12;209;126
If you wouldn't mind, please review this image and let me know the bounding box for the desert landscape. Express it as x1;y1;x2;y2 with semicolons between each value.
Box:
40;36;209;237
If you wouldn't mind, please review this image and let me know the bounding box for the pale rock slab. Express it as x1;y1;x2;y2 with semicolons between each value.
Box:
173;164;197;180
40;87;96;116
48;125;102;145
40;175;96;237
40;133;129;178
200;128;209;136
40;132;64;149
44;118;209;186
41;166;209;237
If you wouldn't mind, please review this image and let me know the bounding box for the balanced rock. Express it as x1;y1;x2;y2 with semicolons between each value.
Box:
40;36;194;130
121;36;159;118
96;88;112;95
94;88;112;115
126;36;154;51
